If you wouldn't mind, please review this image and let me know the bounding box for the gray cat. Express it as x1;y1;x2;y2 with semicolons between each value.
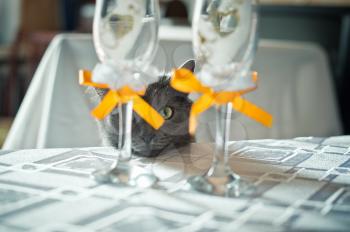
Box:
93;60;195;157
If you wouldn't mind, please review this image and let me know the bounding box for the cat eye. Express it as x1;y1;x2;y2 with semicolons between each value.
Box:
160;106;174;120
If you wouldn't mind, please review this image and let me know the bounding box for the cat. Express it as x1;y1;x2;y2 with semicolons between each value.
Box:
93;60;195;157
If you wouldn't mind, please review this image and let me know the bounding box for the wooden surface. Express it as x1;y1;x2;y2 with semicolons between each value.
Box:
0;118;12;147
260;0;350;7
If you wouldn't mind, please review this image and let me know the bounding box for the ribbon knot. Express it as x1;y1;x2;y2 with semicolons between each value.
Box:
171;69;273;134
79;70;165;130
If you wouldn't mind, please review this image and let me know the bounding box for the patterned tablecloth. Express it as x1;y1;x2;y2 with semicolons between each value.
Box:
1;137;350;232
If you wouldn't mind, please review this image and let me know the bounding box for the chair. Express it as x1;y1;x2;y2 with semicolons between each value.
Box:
5;0;60;116
3;26;343;149
196;40;343;142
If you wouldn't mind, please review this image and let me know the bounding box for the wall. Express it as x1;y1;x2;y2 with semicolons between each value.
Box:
0;0;21;45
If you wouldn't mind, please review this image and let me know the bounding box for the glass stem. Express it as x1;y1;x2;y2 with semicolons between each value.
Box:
207;103;233;177
117;101;133;162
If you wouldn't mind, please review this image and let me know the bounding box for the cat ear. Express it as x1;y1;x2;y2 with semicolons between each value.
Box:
179;59;196;73
94;88;108;99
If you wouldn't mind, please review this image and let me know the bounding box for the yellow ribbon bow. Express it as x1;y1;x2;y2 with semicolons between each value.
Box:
171;68;273;134
79;70;165;130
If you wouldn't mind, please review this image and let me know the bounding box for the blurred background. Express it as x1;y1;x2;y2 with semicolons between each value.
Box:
0;0;350;147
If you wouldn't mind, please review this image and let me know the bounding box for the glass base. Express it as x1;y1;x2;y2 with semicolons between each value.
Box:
186;173;256;198
91;161;159;188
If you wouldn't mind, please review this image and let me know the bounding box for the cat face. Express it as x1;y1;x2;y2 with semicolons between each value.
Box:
131;76;192;156
96;60;195;157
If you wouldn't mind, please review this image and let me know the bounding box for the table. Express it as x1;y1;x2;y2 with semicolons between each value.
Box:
1;137;350;231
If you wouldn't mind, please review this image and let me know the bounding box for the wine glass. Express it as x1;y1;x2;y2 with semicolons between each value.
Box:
91;0;161;187
187;0;259;197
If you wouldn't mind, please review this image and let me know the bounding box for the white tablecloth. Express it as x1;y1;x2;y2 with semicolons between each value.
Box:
1;137;350;231
3;27;342;149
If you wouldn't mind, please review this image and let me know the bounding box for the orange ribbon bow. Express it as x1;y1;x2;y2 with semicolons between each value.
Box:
79;70;165;130
171;69;273;134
